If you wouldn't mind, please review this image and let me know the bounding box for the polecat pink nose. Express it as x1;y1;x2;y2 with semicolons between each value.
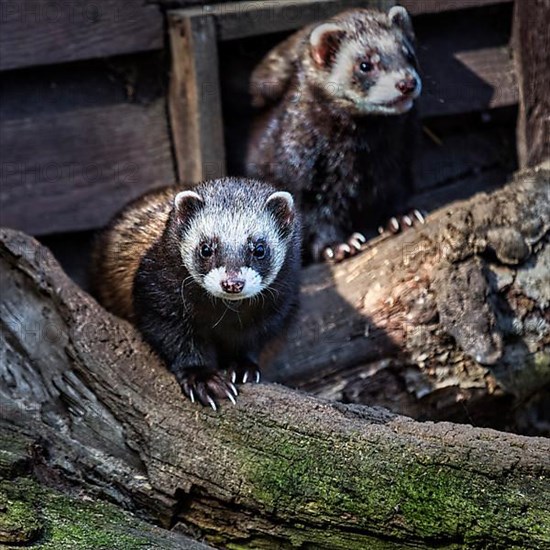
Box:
396;76;418;95
221;278;245;294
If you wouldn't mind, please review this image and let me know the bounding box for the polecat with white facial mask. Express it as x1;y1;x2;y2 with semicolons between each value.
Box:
247;6;423;263
91;178;301;409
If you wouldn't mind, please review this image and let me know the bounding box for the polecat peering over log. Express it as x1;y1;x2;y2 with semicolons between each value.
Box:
91;178;301;409
247;6;423;263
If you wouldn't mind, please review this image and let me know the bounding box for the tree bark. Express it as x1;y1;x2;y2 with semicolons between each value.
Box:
0;166;549;549
274;164;550;434
0;431;214;549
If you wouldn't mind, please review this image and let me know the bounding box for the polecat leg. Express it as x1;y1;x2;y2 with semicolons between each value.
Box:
378;209;426;236
175;368;238;410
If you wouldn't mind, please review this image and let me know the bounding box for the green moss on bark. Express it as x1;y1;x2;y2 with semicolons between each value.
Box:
0;478;156;549
0;488;43;544
0;477;204;549
238;428;549;549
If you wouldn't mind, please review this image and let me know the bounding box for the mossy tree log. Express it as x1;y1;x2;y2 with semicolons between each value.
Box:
1;167;549;549
0;431;213;550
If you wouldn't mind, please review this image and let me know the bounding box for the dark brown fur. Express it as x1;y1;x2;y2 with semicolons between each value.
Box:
90;187;174;321
247;8;420;262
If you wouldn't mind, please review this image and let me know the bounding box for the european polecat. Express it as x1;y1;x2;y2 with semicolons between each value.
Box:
247;6;423;263
91;178;301;409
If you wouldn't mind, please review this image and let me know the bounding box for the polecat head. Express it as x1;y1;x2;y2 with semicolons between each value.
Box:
306;6;421;115
173;178;298;301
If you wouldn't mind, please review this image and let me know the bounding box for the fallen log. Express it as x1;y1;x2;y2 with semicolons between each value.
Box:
0;166;549;548
0;430;213;549
275;164;550;434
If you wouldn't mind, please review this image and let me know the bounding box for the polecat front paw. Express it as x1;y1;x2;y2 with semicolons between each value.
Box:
227;360;261;385
322;232;367;263
378;209;426;236
176;369;238;410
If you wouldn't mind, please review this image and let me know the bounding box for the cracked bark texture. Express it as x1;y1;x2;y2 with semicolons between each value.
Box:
0;166;549;549
274;164;550;435
0;429;214;550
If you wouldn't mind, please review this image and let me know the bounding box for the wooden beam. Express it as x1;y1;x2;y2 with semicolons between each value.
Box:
400;0;514;15
168;13;227;183
0;0;514;73
418;46;518;117
0;104;174;235
173;0;390;42
0;0;163;71
513;0;550;168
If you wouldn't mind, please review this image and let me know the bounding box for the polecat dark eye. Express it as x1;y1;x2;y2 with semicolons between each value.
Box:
253;243;266;259
199;243;213;258
359;61;373;73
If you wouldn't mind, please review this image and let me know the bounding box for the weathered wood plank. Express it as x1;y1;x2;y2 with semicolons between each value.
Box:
172;0;389;41
400;0;514;15
1;105;174;235
513;0;550;168
168;13;226;183
0;0;163;71
419;47;517;117
0;56;175;235
413;120;517;191
415;4;517;117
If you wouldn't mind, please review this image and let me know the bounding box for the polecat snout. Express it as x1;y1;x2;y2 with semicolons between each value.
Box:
91;178;301;409
247;6;422;263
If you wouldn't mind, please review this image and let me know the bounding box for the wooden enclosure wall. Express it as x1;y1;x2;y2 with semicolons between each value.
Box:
0;0;520;238
0;1;174;235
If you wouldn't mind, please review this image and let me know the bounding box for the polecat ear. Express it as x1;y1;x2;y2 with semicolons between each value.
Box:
310;23;346;68
266;191;295;232
389;6;415;42
174;190;204;222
